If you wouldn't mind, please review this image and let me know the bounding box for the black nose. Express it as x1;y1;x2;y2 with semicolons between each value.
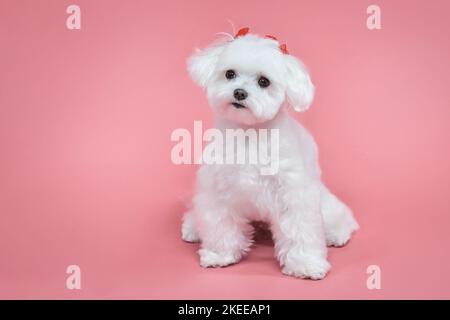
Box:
233;88;248;101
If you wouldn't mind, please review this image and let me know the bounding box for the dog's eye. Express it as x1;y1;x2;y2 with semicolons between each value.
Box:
258;76;270;88
225;70;236;80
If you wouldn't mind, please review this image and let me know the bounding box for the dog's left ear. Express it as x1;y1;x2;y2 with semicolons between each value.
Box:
187;44;225;88
283;55;315;112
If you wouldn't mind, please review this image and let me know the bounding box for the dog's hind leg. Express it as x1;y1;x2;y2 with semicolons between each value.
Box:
320;184;359;247
181;211;200;243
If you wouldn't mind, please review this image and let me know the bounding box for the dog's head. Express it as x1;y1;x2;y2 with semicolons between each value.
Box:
187;30;314;125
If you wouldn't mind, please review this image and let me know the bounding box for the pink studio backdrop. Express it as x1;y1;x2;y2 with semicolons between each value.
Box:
1;0;450;299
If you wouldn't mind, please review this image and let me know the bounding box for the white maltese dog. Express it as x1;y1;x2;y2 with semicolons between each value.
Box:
182;28;358;279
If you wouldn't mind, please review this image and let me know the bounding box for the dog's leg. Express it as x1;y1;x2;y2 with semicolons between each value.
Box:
195;200;252;268
320;184;359;247
181;211;200;243
271;184;330;280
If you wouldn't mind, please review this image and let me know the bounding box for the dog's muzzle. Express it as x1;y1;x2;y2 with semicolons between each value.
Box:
231;102;246;109
234;88;248;101
232;88;248;109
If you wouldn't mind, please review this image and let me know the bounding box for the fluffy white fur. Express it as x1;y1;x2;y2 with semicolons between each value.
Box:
182;33;359;279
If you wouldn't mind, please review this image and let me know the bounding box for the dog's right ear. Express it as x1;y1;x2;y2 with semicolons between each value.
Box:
187;44;225;88
283;54;315;112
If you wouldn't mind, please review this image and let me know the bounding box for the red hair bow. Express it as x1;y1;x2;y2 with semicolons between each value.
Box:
234;27;289;55
265;34;289;54
235;27;250;38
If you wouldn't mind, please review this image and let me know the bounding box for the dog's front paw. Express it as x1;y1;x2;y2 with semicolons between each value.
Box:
198;249;240;268
282;256;330;280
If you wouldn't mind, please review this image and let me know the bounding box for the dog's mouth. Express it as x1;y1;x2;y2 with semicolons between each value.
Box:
231;102;246;109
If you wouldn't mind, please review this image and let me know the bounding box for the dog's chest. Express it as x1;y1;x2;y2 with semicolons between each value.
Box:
218;163;281;208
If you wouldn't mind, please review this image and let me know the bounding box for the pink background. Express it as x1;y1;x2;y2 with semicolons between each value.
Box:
1;0;450;299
